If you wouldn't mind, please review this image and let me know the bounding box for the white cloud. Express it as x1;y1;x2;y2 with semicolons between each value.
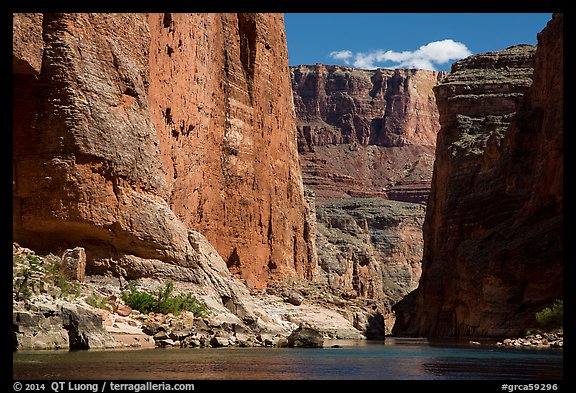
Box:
330;40;472;71
352;50;385;69
329;50;353;64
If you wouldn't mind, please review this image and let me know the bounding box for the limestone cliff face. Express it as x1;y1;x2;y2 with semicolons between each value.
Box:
393;14;563;339
315;198;425;331
12;13;315;291
291;65;446;202
292;65;445;148
290;65;444;329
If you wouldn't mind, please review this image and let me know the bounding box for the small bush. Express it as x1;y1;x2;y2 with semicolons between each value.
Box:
122;280;210;317
13;254;43;300
86;295;110;310
122;281;157;313
13;251;81;300
535;299;563;331
13;265;34;300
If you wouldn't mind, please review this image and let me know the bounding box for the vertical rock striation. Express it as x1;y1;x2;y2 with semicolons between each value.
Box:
315;198;425;330
147;13;315;287
292;65;445;149
13;13;176;263
12;13;315;294
393;14;563;339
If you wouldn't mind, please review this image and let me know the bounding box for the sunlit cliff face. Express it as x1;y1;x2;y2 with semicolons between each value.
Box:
12;13;316;288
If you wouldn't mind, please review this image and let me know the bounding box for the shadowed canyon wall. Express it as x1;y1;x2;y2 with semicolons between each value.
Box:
12;13;316;289
393;14;563;339
313;197;425;330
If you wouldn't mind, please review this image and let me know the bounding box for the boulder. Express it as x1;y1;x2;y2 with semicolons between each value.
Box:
284;291;304;306
13;310;70;350
61;303;118;349
157;338;178;348
13;300;120;350
275;336;290;348
153;331;170;341
114;303;132;317
287;326;324;348
60;247;86;282
210;335;230;348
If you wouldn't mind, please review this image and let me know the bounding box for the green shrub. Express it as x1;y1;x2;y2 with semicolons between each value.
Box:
122;281;157;313
13;254;43;300
13;251;81;300
13;265;33;300
86;295;110;310
535;299;563;331
156;280;211;316
122;280;210;317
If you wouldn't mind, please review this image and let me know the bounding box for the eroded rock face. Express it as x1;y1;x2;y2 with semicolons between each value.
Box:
393;14;563;339
13;300;121;350
13;13;184;268
290;65;443;330
12;13;315;290
12;13;43;76
315;198;424;331
148;14;314;287
291;65;446;202
292;65;445;149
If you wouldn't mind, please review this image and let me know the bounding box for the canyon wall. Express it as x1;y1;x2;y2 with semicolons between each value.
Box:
291;65;446;202
146;13;316;287
314;197;425;330
12;13;315;290
393;14;563;339
290;66;446;329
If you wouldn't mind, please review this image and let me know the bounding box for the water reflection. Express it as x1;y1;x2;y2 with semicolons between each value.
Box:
13;340;562;380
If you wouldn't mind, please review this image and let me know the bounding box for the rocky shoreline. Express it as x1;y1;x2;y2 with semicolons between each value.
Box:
495;332;563;349
13;244;379;351
12;244;563;352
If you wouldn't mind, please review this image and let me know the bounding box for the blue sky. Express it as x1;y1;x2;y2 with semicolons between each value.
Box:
284;13;553;71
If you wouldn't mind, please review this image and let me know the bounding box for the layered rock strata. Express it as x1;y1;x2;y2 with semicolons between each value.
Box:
12;13;315;293
291;65;446;202
292;65;445;149
393;14;563;339
290;65;444;329
314;198;425;331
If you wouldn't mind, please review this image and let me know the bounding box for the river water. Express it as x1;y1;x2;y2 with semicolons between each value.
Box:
13;338;562;380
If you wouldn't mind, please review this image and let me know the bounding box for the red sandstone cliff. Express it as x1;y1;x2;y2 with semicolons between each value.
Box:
147;14;315;287
393;14;563;339
12;13;315;290
291;65;446;203
292;65;445;149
